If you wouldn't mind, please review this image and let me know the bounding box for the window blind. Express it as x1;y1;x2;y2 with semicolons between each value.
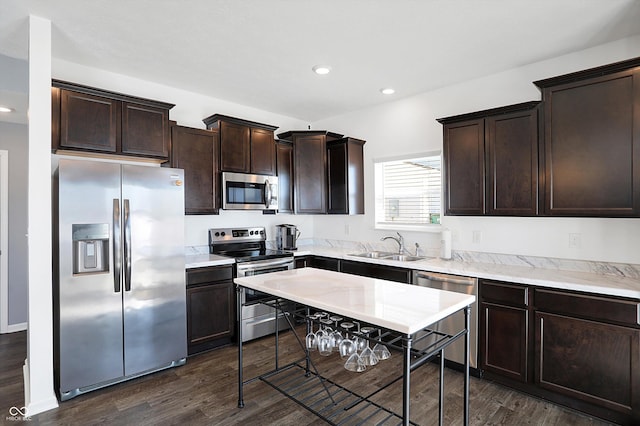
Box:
375;155;441;226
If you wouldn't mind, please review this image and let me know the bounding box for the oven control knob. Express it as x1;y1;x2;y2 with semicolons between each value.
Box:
220;232;226;237
260;230;265;235
249;230;254;235
214;232;220;237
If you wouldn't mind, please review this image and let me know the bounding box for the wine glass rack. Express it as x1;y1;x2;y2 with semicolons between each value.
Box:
236;288;471;426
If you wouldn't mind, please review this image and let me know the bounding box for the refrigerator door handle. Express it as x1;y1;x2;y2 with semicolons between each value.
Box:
123;199;132;292
113;198;121;293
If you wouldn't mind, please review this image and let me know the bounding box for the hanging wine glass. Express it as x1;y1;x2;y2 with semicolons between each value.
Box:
329;316;344;352
372;328;391;361
344;351;366;372
318;318;334;356
305;313;319;351
352;321;367;353
339;322;357;359
359;327;379;366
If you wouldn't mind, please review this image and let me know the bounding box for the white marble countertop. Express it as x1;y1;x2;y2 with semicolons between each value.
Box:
234;268;476;335
184;244;640;299
185;253;235;269
294;246;640;300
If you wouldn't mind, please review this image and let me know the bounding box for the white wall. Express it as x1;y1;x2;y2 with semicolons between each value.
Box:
314;35;640;265
0;122;28;328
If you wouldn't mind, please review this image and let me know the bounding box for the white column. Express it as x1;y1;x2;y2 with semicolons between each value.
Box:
25;14;58;416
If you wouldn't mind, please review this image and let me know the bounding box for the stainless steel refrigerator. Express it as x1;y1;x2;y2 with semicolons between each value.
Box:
54;158;187;400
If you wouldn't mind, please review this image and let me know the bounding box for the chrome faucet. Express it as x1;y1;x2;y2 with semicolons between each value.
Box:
381;232;404;254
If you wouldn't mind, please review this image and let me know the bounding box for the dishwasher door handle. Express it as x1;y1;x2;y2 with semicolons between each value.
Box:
414;271;476;286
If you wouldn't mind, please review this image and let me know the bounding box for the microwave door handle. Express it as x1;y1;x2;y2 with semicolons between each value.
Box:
264;179;272;208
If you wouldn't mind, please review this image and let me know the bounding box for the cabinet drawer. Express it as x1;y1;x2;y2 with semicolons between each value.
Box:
535;288;640;327
310;256;340;272
186;265;233;286
481;280;528;307
341;260;412;284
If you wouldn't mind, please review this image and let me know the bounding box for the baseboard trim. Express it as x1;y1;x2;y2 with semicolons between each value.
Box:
3;322;27;333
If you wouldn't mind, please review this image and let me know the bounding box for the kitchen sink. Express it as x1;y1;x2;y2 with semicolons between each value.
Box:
382;254;425;262
349;252;427;262
350;251;395;259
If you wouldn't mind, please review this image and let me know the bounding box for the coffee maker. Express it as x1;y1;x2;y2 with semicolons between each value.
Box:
276;224;300;250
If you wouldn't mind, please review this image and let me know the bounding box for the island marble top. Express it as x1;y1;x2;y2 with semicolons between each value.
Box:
234;267;476;335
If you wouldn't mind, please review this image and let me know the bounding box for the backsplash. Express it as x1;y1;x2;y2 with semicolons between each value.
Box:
300;238;640;279
452;250;640;279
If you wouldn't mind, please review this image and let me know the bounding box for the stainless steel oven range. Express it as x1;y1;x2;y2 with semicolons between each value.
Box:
209;227;294;342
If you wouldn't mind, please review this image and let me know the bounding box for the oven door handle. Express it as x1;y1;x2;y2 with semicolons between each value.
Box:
236;257;294;273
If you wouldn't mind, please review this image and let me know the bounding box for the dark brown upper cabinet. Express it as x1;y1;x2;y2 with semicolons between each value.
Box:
441;117;485;215
51;80;173;161
277;130;344;214
276;139;294;213
202;114;278;176
534;57;640;217
438;101;541;216
171;125;220;215
327;137;366;215
486;107;540;215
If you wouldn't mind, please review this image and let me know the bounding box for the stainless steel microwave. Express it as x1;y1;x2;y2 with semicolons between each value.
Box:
222;172;278;210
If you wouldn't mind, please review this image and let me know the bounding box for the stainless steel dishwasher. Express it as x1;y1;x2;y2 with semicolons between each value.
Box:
412;270;478;369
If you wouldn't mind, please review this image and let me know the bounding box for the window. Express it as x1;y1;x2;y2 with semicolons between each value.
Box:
374;153;442;229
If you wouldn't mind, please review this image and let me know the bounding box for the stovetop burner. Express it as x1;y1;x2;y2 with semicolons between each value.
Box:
220;248;291;263
208;227;293;262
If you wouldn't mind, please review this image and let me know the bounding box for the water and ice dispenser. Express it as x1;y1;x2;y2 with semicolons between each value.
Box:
72;224;109;274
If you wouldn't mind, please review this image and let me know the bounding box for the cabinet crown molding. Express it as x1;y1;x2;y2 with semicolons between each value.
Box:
51;79;175;110
533;55;640;88
277;130;344;141
202;114;278;132
436;101;540;124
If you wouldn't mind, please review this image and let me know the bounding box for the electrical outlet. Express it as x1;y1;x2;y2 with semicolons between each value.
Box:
569;233;581;248
472;230;482;244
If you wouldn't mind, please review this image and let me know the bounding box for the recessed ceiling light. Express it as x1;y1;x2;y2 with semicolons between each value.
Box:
312;65;332;75
0;106;13;113
380;88;395;95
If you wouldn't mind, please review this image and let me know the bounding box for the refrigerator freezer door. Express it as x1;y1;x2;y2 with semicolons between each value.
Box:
121;165;187;376
58;159;124;392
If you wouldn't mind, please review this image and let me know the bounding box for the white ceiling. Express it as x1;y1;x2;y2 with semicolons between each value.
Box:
1;0;640;123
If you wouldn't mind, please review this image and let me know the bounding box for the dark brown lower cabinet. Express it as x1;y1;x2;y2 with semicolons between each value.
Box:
480;281;640;424
536;312;639;418
294;256;310;269
186;265;234;355
480;280;531;383
534;287;640;425
481;303;528;382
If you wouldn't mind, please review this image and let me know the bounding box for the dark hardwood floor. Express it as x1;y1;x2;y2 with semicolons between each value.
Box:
1;329;613;425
